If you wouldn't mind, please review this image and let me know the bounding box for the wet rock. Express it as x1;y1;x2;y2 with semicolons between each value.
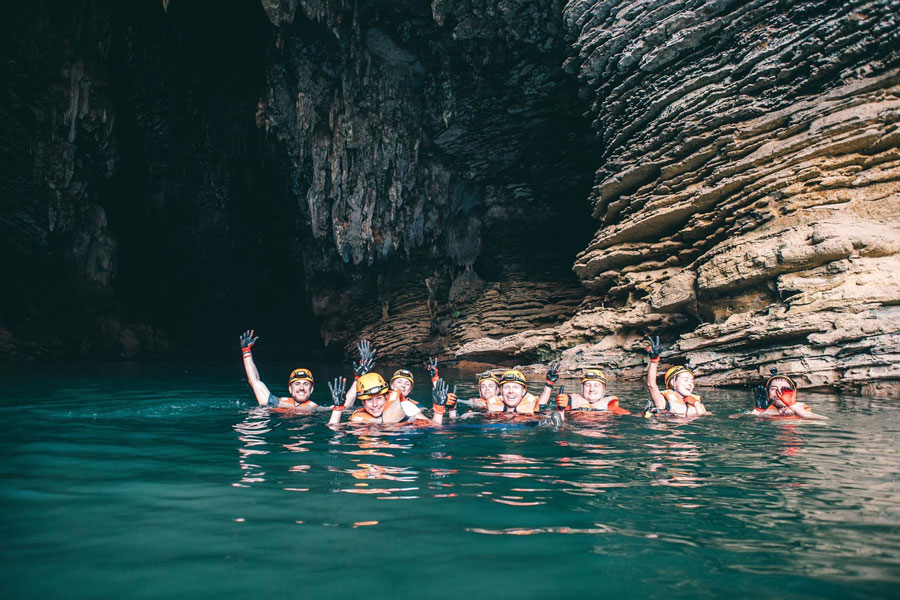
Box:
454;0;900;394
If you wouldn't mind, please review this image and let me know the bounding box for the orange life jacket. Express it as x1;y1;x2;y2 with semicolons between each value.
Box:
571;394;627;414
752;402;810;417
660;389;702;415
276;398;316;410
485;392;540;414
350;391;415;423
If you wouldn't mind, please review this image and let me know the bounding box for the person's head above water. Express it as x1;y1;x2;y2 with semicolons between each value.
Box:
357;372;390;417
581;369;607;401
287;368;314;403
664;366;694;397
499;370;527;407
765;374;797;404
477;371;500;399
390;369;414;397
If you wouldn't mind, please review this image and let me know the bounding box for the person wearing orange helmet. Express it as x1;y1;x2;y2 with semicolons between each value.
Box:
555;369;630;415
328;373;435;425
644;336;707;417
341;343;437;410
752;370;827;419
239;329;321;411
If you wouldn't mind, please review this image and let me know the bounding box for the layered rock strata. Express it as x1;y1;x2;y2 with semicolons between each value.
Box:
456;1;900;394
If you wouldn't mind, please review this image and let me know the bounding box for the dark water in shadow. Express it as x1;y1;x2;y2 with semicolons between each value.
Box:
1;361;897;599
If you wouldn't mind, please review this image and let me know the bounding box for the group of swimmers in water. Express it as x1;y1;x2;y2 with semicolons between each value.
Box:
240;330;827;424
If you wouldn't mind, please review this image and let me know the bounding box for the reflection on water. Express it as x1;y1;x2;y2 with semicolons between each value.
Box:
2;364;898;600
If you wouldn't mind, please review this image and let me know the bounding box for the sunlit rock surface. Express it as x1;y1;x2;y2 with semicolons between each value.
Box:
455;0;900;394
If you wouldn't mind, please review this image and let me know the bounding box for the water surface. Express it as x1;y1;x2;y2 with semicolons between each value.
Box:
1;362;897;599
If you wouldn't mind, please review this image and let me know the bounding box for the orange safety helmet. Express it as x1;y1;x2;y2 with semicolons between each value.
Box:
356;372;389;401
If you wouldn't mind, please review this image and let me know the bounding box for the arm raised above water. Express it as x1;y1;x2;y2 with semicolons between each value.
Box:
240;330;278;407
645;336;667;411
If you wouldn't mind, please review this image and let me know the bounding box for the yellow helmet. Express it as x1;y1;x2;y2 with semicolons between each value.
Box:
356;372;389;400
765;374;797;390
288;368;314;385
390;369;415;388
499;369;527;388
581;368;606;384
664;366;694;389
477;371;500;386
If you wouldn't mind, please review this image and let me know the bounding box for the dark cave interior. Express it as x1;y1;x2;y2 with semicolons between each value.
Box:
0;0;598;360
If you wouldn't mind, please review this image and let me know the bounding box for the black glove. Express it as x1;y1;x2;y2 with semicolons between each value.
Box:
353;339;376;378
432;378;449;413
753;385;770;410
328;376;347;410
240;329;258;355
545;362;560;387
426;357;439;383
647;335;661;361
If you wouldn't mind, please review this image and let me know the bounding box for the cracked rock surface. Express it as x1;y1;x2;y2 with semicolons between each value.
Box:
457;0;900;394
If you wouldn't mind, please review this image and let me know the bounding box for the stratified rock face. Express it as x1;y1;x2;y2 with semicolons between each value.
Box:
456;0;900;394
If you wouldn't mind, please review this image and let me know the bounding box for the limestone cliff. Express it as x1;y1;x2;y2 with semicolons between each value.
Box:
457;0;900;394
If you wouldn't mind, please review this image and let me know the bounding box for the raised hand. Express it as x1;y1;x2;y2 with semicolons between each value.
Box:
753;385;769;410
647;335;661;361
775;386;797;407
556;385;570;411
545;362;561;387
357;339;375;363
328;376;347;410
426;357;440;383
353;339;376;378
446;384;458;410
432;378;449;413
240;329;258;355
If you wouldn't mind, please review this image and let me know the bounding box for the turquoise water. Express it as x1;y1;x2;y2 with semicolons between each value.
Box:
1;362;898;599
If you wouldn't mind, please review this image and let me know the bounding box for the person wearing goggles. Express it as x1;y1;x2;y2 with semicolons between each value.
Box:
485;364;559;414
554;369;629;415
328;372;435;425
468;371;502;411
239;329;320;411
341;341;436;410
751;371;827;419
644;336;707;417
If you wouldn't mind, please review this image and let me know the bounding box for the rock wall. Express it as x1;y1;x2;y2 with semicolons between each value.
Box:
256;0;598;358
457;0;900;394
3;0;898;395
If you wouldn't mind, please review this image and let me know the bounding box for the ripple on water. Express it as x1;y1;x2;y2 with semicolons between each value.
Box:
1;367;898;599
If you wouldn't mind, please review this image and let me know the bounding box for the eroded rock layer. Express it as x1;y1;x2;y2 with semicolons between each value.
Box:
456;0;900;394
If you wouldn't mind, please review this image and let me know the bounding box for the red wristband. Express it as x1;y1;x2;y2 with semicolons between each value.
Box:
650;357;660;363
433;405;445;414
332;405;343;412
